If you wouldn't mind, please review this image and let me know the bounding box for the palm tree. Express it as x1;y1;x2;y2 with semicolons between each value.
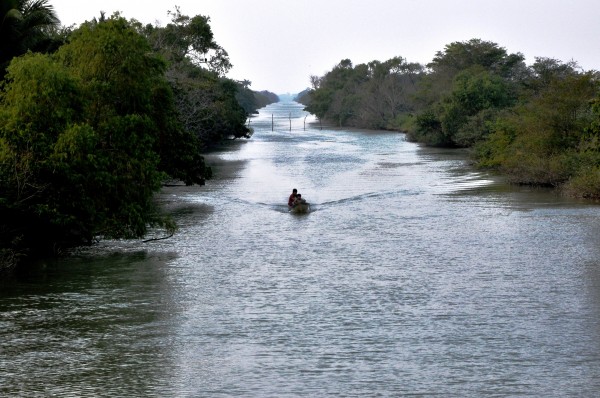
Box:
1;0;60;76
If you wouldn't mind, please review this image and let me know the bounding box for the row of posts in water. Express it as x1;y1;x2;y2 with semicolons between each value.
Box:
247;113;323;131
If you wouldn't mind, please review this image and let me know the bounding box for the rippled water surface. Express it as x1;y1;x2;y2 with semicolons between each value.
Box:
3;102;600;396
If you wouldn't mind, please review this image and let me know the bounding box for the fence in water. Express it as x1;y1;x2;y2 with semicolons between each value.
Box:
246;101;333;132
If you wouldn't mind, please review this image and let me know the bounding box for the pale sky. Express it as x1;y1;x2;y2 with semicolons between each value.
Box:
50;0;600;95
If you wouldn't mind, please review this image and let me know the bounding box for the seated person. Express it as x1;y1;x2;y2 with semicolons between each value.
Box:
288;188;297;207
293;194;306;206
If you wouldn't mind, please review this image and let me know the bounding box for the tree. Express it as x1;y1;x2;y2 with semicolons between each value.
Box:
0;52;96;255
141;6;231;76
0;0;60;77
415;39;524;108
0;16;195;264
428;39;525;79
519;57;580;95
140;9;250;146
439;67;515;146
476;68;600;186
305;59;365;126
235;80;279;115
303;57;425;130
60;14;211;185
359;57;423;129
410;39;524;146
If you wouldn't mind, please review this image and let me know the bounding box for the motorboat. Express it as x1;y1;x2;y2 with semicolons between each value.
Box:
289;202;310;214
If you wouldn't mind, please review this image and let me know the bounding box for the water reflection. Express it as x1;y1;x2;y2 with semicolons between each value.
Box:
0;252;180;396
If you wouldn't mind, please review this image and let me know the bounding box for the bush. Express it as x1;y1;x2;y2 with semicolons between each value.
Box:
563;166;600;198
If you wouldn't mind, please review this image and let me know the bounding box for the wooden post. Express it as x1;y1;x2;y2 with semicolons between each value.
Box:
289;112;292;131
272;114;274;131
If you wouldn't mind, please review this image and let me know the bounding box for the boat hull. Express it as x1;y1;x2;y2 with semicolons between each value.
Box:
289;203;310;214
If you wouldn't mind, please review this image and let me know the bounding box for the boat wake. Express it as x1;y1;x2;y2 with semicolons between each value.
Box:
317;188;420;208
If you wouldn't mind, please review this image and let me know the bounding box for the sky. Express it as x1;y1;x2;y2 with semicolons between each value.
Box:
50;0;600;95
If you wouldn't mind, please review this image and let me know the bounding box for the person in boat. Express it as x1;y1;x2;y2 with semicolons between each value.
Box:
288;188;298;207
293;194;306;206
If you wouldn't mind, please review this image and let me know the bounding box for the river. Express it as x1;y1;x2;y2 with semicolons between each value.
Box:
2;101;600;396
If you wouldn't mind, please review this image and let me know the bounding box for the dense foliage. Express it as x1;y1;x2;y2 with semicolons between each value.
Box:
0;0;62;77
236;81;279;115
476;64;600;192
304;57;423;130
0;17;179;264
139;8;277;145
0;6;273;270
303;39;600;198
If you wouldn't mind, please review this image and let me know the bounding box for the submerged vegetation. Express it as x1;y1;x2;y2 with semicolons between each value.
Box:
300;39;600;198
0;1;277;270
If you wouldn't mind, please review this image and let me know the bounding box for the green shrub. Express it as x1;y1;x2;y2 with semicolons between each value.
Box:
563;166;600;198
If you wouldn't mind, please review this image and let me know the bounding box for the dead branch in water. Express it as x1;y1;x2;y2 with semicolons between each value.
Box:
142;233;174;243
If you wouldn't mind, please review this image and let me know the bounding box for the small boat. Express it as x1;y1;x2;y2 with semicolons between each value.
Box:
289;202;310;214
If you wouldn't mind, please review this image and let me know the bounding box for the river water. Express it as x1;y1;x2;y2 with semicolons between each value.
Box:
2;101;600;396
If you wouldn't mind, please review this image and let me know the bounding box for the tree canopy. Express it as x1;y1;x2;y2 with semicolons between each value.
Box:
0;8;275;270
0;0;61;77
303;57;423;130
139;8;254;145
0;17;177;260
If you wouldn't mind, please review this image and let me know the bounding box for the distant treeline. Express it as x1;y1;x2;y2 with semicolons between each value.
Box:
298;39;600;199
0;1;277;270
237;85;279;114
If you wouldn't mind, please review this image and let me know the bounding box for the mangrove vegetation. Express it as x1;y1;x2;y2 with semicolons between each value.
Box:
299;39;600;198
0;1;277;270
